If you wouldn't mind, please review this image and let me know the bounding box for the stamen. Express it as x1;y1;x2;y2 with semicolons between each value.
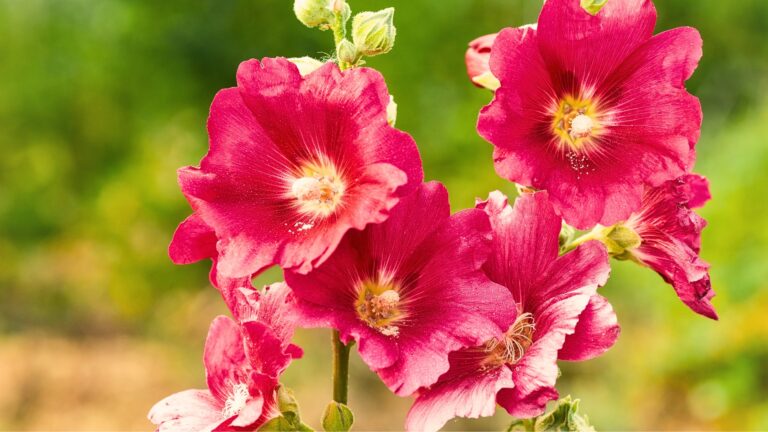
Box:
484;312;536;366
289;159;345;218
355;281;403;337
221;382;250;418
569;114;593;139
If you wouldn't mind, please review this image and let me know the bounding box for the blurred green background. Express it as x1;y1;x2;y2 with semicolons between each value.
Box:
1;0;767;430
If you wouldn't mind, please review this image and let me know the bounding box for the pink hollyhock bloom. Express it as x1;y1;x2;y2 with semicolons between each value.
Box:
478;0;702;229
148;315;296;431
285;181;516;396
175;57;423;279
406;191;617;432
618;174;716;319
465;33;497;86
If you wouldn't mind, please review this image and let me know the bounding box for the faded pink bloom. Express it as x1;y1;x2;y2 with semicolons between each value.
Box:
478;0;702;229
465;33;497;86
148;315;296;431
175;57;423;279
406;191;617;432
623;174;716;319
285;182;516;396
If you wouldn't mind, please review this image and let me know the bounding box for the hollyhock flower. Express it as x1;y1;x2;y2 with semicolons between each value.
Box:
285;182;516;396
176;57;423;279
148;315;296;431
600;174;716;319
478;0;702;229
406;191;617;432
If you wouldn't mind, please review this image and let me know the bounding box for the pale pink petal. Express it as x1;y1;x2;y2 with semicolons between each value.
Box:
148;389;225;432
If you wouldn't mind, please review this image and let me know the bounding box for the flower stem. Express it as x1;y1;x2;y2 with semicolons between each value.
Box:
561;226;602;254
331;329;352;404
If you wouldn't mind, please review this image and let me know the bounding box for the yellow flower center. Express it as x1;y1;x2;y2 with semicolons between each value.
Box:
484;312;535;366
355;279;403;337
290;157;345;218
551;95;602;151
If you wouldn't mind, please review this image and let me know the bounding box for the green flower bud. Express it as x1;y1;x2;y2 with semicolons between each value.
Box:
293;0;335;29
288;57;325;77
336;39;359;66
321;401;354;432
600;223;642;260
386;95;398;126
580;0;609;15
351;8;396;57
276;386;301;426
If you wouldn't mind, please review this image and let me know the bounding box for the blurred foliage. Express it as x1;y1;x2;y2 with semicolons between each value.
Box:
0;0;767;430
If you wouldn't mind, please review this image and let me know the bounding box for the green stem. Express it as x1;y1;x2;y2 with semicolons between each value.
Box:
331;329;352;404
561;226;602;254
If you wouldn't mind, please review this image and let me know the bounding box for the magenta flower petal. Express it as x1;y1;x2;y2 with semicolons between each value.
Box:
479;0;702;229
286;182;515;396
405;351;515;432
204;316;250;403
559;294;620;361
169;214;218;265
537;0;656;87
627;174;716;319
177;58;422;279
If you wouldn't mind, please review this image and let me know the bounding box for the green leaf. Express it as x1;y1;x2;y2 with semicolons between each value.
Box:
321;401;354;432
277;385;302;426
580;0;609;15
259;416;315;432
532;396;596;432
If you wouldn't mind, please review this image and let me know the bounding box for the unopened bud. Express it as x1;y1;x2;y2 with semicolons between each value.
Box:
352;8;396;57
287;56;325;77
322;401;354;432
293;0;334;29
337;39;359;65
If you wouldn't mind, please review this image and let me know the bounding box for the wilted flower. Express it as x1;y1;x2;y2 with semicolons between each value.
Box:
601;174;716;319
478;0;702;229
285;182;516;396
174;58;422;280
406;191;617;432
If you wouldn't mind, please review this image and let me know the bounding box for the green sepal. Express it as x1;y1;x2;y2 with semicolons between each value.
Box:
580;0;609;15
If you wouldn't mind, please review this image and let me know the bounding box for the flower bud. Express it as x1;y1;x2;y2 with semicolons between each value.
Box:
287;56;325;77
386;95;397;126
337;39;359;65
351;8;396;57
293;0;334;29
322;401;354;432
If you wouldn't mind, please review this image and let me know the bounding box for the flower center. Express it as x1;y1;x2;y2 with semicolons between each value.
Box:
221;382;250;418
484;312;535;366
355;279;402;337
290;158;345;218
551;95;601;150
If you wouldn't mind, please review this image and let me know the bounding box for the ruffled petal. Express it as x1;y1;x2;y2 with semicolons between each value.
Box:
169;214;218;265
559;294;620;361
204;316;249;402
148;389;225;432
406;364;514;432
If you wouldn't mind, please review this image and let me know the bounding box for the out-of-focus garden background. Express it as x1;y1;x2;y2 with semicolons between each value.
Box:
1;0;767;429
